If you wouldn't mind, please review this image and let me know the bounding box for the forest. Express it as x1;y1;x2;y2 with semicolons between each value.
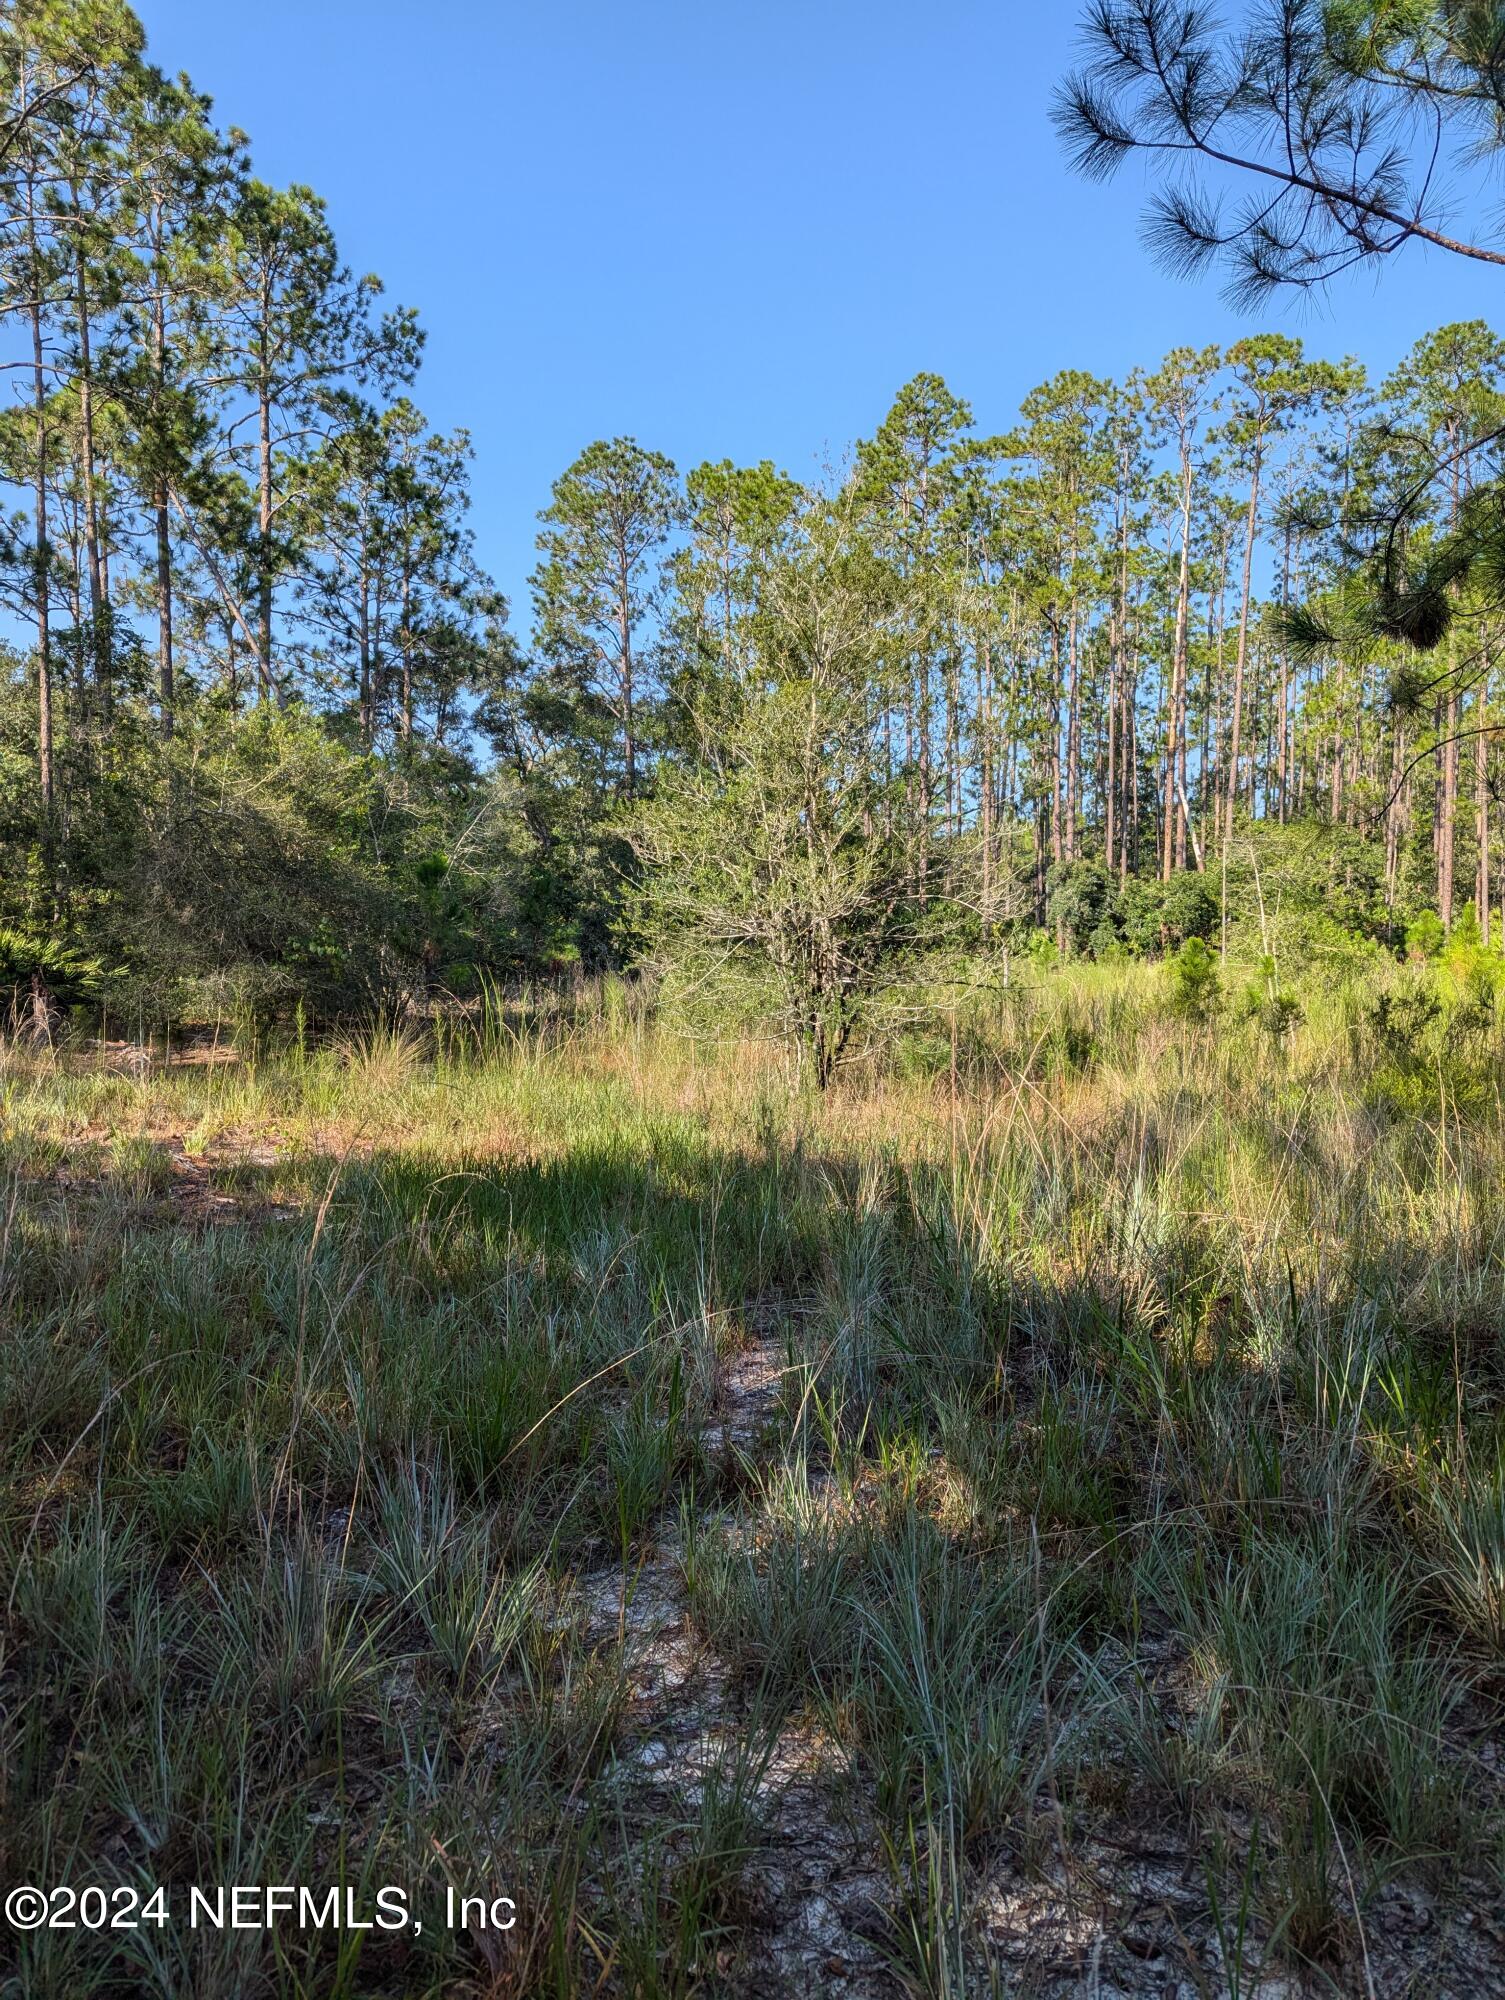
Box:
5;2;1505;1997
5;1;1505;1059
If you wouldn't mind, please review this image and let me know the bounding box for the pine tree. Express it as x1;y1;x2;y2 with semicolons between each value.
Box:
532;438;680;797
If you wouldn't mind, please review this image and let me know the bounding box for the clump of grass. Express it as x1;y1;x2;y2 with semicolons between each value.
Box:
332;1021;428;1095
1430;1463;1505;1653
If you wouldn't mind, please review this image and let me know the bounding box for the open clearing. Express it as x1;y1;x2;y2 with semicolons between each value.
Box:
3;971;1505;1998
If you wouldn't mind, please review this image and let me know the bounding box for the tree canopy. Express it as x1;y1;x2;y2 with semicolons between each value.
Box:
2;1;1505;1082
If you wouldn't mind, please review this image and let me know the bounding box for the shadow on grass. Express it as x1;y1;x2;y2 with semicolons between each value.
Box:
3;1102;1504;1998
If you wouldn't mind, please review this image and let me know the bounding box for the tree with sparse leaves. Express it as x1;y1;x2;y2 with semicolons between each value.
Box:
626;497;937;1088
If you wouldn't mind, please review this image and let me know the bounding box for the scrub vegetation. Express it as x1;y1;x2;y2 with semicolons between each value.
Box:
4;960;1505;1996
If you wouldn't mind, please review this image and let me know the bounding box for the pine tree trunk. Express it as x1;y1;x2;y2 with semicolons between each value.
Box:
1049;620;1063;868
1385;724;1404;911
1065;595;1080;864
400;561;413;746
979;632;994;929
1105;605;1119;878
72;237;109;722
29;295;52;815
1440;678;1458;926
1477;682;1491;942
151;208;173;732
1226;441;1261;842
1163;454;1193;880
358;574;373;750
257;372;274;699
617;536;635;792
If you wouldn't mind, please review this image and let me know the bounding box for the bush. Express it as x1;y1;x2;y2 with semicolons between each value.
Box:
1261;990;1304;1038
1366;982;1442;1075
1167;936;1220;1020
1047;860;1114;955
0;925;111;1012
1406;909;1446;961
1234;955;1303;1038
1120;873;1220;956
1358;968;1502;1112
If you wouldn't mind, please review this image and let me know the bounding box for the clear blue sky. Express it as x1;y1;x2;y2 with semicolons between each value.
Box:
137;0;1501;636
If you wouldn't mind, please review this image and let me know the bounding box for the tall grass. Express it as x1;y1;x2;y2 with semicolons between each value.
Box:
1;962;1503;1995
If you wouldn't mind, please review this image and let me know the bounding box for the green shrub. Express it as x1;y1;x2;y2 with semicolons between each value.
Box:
0;925;112;1011
1406;909;1446;961
1046;859;1115;955
1167;936;1220;1020
1366;982;1442;1076
1120;873;1220;956
1260;990;1303;1038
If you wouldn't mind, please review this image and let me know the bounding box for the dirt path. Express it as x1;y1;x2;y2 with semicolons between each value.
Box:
557;1327;1505;2000
562;1328;892;1995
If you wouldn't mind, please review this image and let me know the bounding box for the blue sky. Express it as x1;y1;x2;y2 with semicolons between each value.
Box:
137;0;1502;635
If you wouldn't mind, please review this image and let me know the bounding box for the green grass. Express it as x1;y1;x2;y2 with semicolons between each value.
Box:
2;964;1504;1995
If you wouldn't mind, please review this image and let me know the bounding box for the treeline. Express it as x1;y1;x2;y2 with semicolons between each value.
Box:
1;1;1500;1034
